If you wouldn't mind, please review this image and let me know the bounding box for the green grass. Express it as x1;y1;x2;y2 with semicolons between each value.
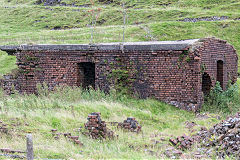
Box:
1;21;240;73
0;51;17;77
0;87;221;159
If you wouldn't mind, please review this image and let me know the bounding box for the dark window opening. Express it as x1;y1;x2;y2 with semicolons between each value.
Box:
77;62;95;89
202;72;212;96
217;60;223;89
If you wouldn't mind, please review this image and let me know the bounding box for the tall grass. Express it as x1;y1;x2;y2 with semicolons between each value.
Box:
0;83;225;159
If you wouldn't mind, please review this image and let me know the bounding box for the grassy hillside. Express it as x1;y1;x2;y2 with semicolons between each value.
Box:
0;0;240;75
0;87;222;159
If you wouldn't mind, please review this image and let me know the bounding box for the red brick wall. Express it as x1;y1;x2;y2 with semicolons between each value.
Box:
0;38;238;111
11;49;200;111
199;38;238;92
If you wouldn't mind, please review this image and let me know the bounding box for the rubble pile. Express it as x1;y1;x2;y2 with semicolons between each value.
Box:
196;112;240;159
85;112;114;139
169;112;240;158
169;134;196;150
118;117;141;132
50;129;83;147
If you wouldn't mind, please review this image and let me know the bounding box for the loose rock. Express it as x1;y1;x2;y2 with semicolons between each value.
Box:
118;117;142;133
169;112;240;158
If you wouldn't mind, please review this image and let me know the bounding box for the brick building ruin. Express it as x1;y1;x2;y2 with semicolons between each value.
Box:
0;38;238;111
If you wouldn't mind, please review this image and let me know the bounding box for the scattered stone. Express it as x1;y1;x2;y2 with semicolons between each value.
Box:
144;149;156;156
160;137;166;141
36;0;61;6
98;0;114;4
63;133;71;137
185;121;196;129
0;148;25;154
73;139;83;146
0;122;8;134
196;113;210;119
164;147;182;158
193;151;206;159
50;130;83;147
169;134;196;150
170;112;240;159
35;0;90;7
69;136;79;140
179;16;229;22
118;117;142;133
51;129;57;133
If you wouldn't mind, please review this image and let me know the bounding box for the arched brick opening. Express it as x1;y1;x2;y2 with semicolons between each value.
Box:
202;72;212;96
217;60;223;89
77;62;95;89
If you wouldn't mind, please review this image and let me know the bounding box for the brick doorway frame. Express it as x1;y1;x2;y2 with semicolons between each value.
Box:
217;60;224;89
77;62;95;89
202;72;212;96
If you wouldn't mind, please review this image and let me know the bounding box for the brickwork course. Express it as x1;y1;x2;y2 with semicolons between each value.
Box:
0;38;238;111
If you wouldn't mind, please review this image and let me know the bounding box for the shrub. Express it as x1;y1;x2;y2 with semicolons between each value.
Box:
202;81;240;114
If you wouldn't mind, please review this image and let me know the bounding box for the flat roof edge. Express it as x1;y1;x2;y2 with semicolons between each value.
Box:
0;39;200;54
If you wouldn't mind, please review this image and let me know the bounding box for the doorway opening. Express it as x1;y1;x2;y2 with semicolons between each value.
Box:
77;62;95;89
217;60;223;89
202;72;212;96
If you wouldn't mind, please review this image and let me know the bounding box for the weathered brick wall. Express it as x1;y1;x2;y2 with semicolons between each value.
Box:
15;50;95;94
0;38;238;111
0;75;19;95
199;38;238;92
119;50;200;111
11;49;200;111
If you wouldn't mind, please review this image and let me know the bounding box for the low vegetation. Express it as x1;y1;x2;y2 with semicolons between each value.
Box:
0;86;223;159
202;80;240;115
0;80;239;159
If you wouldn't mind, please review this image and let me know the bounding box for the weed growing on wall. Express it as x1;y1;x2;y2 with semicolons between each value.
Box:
108;69;134;97
200;64;206;73
106;56;136;98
